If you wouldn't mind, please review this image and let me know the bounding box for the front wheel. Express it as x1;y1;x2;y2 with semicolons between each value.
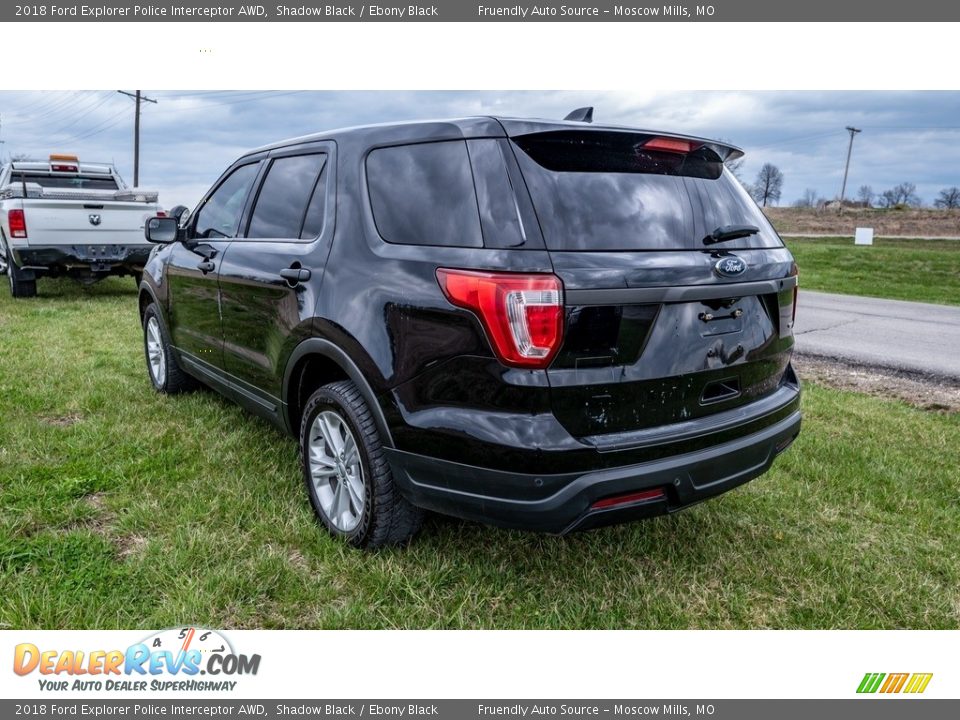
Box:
300;380;423;549
142;304;195;393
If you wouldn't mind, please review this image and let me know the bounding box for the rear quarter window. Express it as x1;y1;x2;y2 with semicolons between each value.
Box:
366;141;483;248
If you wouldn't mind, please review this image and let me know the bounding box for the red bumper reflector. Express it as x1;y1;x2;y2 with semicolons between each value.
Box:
591;487;666;510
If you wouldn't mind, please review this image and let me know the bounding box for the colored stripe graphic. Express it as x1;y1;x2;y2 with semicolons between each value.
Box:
880;673;909;693
904;673;933;694
857;673;885;693
857;672;932;694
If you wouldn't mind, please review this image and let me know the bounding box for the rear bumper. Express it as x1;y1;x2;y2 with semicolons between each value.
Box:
11;244;152;276
385;409;801;534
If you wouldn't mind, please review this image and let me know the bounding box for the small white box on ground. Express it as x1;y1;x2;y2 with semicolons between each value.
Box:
854;227;874;245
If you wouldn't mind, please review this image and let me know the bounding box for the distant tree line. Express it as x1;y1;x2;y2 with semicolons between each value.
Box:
723;153;958;210
779;176;959;211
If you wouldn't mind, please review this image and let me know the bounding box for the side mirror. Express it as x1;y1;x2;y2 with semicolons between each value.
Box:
145;216;179;244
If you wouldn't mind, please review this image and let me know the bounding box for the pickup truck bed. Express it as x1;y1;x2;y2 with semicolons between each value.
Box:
0;157;162;297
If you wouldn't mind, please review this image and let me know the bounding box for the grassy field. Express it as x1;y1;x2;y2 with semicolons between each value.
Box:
786;237;960;305
766;207;960;237
1;279;958;629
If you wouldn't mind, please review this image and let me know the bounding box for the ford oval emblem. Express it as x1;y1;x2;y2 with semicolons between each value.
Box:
715;256;746;278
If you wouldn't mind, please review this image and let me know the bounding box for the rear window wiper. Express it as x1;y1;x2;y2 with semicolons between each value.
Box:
703;224;759;245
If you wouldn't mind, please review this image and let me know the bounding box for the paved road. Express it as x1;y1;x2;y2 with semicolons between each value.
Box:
782;234;960;241
793;290;960;379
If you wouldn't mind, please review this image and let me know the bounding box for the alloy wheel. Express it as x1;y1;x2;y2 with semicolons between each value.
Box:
146;316;166;385
308;411;365;532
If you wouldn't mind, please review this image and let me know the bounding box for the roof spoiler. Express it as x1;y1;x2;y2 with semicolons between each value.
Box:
563;106;594;123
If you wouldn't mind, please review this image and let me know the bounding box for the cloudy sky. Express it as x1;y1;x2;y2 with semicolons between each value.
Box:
1;90;958;208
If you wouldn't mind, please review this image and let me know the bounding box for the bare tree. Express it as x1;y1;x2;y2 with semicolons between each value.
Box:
878;182;920;208
9;153;32;162
794;188;821;208
857;185;874;207
933;187;960;210
751;163;784;207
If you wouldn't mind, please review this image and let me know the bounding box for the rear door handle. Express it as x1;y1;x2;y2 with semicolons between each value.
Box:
197;260;215;274
280;267;311;285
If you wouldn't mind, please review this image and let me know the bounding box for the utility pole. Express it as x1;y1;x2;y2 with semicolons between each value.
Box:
838;125;861;209
117;90;157;187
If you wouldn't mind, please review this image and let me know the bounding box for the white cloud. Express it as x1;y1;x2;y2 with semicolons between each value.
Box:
2;90;958;207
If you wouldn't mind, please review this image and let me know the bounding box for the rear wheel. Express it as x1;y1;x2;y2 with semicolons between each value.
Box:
8;259;37;298
300;380;423;549
142;303;195;393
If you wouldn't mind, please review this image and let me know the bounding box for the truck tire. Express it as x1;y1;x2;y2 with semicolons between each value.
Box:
8;260;37;298
300;380;424;549
142;303;195;393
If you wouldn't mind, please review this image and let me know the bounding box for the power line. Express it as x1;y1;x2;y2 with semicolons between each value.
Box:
46;92;118;136
57;111;130;145
747;129;847;151
861;125;960;130
150;90;306;113
5;91;93;126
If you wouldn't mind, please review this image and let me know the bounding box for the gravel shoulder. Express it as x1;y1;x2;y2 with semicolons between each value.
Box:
794;353;960;413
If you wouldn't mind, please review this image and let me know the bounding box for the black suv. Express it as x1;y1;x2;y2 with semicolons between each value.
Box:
139;112;801;548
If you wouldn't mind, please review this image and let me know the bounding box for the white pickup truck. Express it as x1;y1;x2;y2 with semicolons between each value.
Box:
0;154;163;297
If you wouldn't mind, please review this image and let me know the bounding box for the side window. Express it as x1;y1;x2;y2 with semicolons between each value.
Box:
366;140;483;247
194;162;260;239
467;139;527;249
247;153;327;240
300;163;329;239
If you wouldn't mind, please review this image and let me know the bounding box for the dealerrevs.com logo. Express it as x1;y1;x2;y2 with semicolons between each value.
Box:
13;627;261;692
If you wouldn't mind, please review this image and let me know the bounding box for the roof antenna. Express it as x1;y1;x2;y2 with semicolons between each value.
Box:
563;107;594;123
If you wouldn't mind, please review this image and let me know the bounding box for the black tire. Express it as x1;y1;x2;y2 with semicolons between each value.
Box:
133;271;143;288
8;259;37;298
142;303;196;394
300;380;424;549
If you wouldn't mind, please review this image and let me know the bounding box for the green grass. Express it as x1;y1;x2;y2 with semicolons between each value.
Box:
785;237;960;305
1;278;959;629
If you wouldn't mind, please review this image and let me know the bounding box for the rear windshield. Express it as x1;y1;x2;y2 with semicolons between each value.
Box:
7;172;119;191
512;131;782;252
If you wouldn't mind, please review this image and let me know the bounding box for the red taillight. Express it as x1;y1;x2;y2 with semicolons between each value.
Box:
643;137;698;153
437;268;564;369
591;488;666;510
51;164;78;172
156;210;167;217
791;263;799;325
8;209;27;238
